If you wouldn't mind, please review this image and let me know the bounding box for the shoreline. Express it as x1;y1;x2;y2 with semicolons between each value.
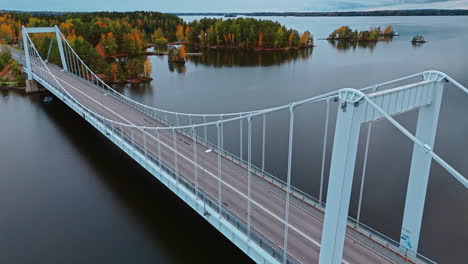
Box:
173;10;468;17
0;85;46;93
0;85;25;91
105;78;153;84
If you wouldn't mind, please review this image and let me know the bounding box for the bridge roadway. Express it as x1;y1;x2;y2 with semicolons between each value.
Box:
28;60;415;264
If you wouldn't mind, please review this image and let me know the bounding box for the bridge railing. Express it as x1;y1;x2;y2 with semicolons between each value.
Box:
17;48;302;263
101;120;302;264
54;28;262;124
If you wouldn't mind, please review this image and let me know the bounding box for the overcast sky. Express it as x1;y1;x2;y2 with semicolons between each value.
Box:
2;0;467;12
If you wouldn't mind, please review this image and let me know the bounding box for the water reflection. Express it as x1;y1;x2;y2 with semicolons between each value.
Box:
168;63;187;74
411;42;426;48
112;82;153;97
186;48;313;67
327;38;393;52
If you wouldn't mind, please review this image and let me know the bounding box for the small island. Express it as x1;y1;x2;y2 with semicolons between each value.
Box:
327;25;396;42
183;18;314;51
411;35;427;45
168;46;187;64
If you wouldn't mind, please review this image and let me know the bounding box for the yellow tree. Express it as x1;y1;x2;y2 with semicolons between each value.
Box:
143;58;152;78
184;26;191;41
300;31;312;47
383;25;394;35
109;63;119;81
59;21;74;36
0;23;15;44
179;45;187;59
176;25;184;41
258;33;263;48
288;32;294;47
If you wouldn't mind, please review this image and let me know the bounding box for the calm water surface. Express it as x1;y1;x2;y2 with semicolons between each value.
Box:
1;16;467;263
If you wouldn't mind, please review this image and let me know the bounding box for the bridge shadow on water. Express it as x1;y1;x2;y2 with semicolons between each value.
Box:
33;92;253;264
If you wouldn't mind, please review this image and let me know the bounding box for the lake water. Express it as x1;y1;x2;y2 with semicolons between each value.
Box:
1;16;467;264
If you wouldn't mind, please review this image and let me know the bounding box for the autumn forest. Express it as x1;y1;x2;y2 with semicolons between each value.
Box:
0;11;315;83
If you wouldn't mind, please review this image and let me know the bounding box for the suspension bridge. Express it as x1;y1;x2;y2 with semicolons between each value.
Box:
7;26;468;264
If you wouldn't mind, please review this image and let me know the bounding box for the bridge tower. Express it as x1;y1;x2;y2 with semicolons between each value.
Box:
319;72;446;264
22;25;68;92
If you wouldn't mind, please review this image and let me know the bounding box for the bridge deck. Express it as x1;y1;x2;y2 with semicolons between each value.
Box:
24;57;417;264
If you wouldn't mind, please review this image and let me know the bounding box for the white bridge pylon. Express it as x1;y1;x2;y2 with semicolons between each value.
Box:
22;26;68;79
320;73;447;263
19;26;468;264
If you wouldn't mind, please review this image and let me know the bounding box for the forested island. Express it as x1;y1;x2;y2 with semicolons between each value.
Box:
411;35;427;47
183;18;313;50
0;11;314;83
327;25;396;42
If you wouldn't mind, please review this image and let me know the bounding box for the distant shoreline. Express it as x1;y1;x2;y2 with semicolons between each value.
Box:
2;9;468;17
173;9;468;17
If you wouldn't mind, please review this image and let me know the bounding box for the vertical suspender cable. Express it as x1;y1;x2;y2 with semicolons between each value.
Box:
45;35;53;62
283;104;295;264
221;118;224;154
262;113;266;176
173;128;179;184
319;98;331;206
143;128;147;159
156;128;162;163
247;115;253;238
192;127;199;198
76;52;82;78
82;62;87;81
203;115;208;142
217;122;223;214
63;40;72;72
71;45;78;75
131;127;135;150
240;115;243;161
357;122;372;226
75;51;82;78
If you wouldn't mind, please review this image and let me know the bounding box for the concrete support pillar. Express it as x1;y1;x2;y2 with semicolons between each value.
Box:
25;79;40;93
400;80;445;253
319;100;362;264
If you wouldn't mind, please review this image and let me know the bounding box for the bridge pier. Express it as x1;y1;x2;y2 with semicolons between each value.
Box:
25;79;40;93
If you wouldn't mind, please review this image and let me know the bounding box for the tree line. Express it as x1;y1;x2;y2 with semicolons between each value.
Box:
182;18;313;49
328;25;395;42
0;12;314;82
0;12;182;82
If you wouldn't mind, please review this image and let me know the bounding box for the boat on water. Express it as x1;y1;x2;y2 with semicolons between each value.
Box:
43;95;53;103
